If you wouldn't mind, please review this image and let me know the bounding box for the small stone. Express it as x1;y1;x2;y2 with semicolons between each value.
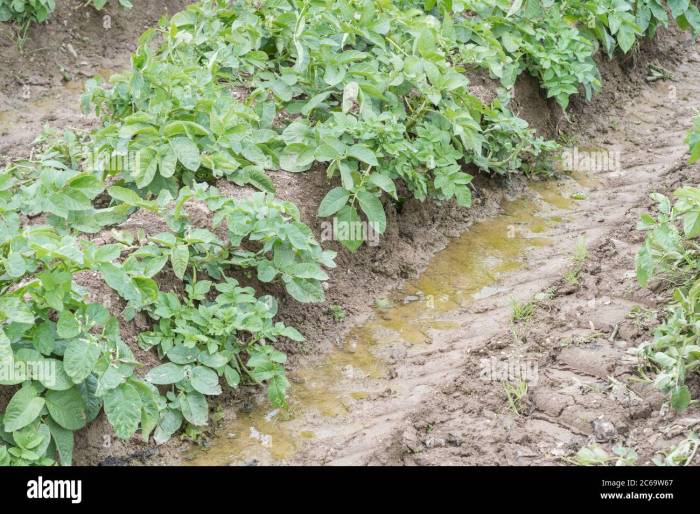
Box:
663;425;689;439
446;433;463;447
593;419;617;442
402;427;421;453
66;43;79;59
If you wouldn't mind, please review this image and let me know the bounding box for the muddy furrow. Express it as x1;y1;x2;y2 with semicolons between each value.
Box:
360;61;700;466
196;57;700;466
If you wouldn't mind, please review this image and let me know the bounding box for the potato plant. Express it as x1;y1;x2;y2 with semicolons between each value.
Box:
0;130;331;463
83;0;700;251
634;118;700;413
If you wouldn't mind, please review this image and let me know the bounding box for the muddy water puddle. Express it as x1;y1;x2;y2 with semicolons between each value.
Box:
186;177;590;465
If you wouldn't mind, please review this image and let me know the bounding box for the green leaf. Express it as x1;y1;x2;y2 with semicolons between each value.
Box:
39;360;73;391
4;385;45;432
293;38;308;72
104;382;143;439
64;339;102;384
108;186;147;207
45;387;87;431
0;297;34;324
455;186;472;208
145;363;185;385
267;374;289;407
279;143;315;172
301;91;332;116
616;25;637;53
671;385;691;412
150;232;177;247
270;79;293;102
347;144;378;166
334;205;364;252
285;277;325;303
691;141;700;164
78;375;102;424
154;409;182;445
682;210;700;238
166;345;198;365
6;252;26;278
95;366;126;396
574;445;610;465
324;64;346;86
190;366;222;395
100;263;140;302
357;190;386;234
281;326;304;342
170;137;201;172
368;173;397;199
179;391;208;426
317;187;350;218
133;380;160;442
133;276;159;304
192;280;212;299
159;149;178;178
47;418;74;466
68;174;103;199
0;328;12;368
170;244;190;280
285;262;328;280
257;260;277;282
134;148;158;188
197;352;228;369
224;366;240;388
635;240;653;287
57;310;80;339
669;0;690;18
163;121;209;138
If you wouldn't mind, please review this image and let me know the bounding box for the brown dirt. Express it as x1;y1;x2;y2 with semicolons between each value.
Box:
379;164;700;466
1;4;699;465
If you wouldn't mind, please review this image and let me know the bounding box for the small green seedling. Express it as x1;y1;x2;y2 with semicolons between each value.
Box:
511;299;536;323
328;304;347;322
503;380;528;416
